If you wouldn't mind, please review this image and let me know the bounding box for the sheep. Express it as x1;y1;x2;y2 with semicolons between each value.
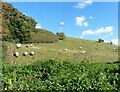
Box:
113;50;116;52
98;43;101;46
93;45;96;47
113;48;116;50
63;49;68;51
30;51;35;56
23;51;28;56
16;43;21;49
80;50;85;54
26;44;30;47
79;47;82;49
30;44;33;47
14;52;19;57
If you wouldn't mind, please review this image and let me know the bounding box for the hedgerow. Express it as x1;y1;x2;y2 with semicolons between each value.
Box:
2;60;120;91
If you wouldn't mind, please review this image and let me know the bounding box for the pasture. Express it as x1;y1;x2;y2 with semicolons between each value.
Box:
5;37;118;65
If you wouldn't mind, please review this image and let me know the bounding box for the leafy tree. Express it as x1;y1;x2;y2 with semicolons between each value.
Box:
56;32;65;40
2;2;37;42
98;39;104;43
110;41;113;45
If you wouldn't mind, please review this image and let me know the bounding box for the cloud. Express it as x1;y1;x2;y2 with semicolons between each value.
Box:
89;16;94;20
74;0;92;9
111;39;119;45
75;16;88;27
59;22;64;26
81;26;113;38
104;40;109;43
35;24;42;29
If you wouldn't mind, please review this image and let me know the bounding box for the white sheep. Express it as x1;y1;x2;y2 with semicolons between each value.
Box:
14;52;19;57
113;48;116;50
93;45;96;47
30;44;33;47
80;50;85;54
30;51;35;55
26;45;30;47
98;43;101;46
63;49;68;51
79;47;82;49
23;51;28;56
16;43;21;49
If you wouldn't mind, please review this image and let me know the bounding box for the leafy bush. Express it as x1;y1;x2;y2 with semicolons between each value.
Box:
2;60;120;91
56;32;65;40
98;39;104;43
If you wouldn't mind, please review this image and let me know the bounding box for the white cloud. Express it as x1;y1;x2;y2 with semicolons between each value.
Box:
104;40;109;43
89;16;94;20
35;24;42;29
59;22;64;26
84;22;88;26
111;39;119;45
74;0;92;9
81;26;113;38
75;16;88;27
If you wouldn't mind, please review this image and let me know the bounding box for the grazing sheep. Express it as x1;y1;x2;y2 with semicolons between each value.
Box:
30;44;33;47
63;49;68;51
98;43;101;46
113;48;116;50
113;50;116;52
23;51;28;56
79;47;82;49
80;50;85;54
93;45;96;47
16;43;21;49
30;51;35;55
26;45;30;47
14;52;19;57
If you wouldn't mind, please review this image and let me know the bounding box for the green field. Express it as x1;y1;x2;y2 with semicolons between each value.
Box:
5;37;118;65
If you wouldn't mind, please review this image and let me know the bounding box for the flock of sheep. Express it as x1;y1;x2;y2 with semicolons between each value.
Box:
14;43;35;57
63;43;118;55
14;43;118;58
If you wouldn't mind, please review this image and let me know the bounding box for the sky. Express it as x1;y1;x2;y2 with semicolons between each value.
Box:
8;1;118;45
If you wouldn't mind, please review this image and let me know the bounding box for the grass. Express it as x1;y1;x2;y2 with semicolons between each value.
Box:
3;37;118;65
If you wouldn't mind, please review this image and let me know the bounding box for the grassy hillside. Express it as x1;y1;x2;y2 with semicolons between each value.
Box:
30;29;58;43
4;37;118;65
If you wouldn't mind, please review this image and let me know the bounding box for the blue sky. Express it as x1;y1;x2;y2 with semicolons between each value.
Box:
8;1;118;45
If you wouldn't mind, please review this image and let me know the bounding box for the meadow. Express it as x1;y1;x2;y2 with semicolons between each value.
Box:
6;37;118;65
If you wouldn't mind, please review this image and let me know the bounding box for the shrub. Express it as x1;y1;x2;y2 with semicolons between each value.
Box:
98;39;104;43
2;60;120;91
56;32;65;40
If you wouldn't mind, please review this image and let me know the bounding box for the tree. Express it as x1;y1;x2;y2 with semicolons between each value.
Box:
98;39;104;43
110;41;113;45
56;32;65;40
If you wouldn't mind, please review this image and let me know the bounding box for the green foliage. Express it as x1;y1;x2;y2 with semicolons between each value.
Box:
2;2;37;42
98;39;104;43
2;60;120;91
110;41;113;45
30;29;58;43
56;32;65;40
